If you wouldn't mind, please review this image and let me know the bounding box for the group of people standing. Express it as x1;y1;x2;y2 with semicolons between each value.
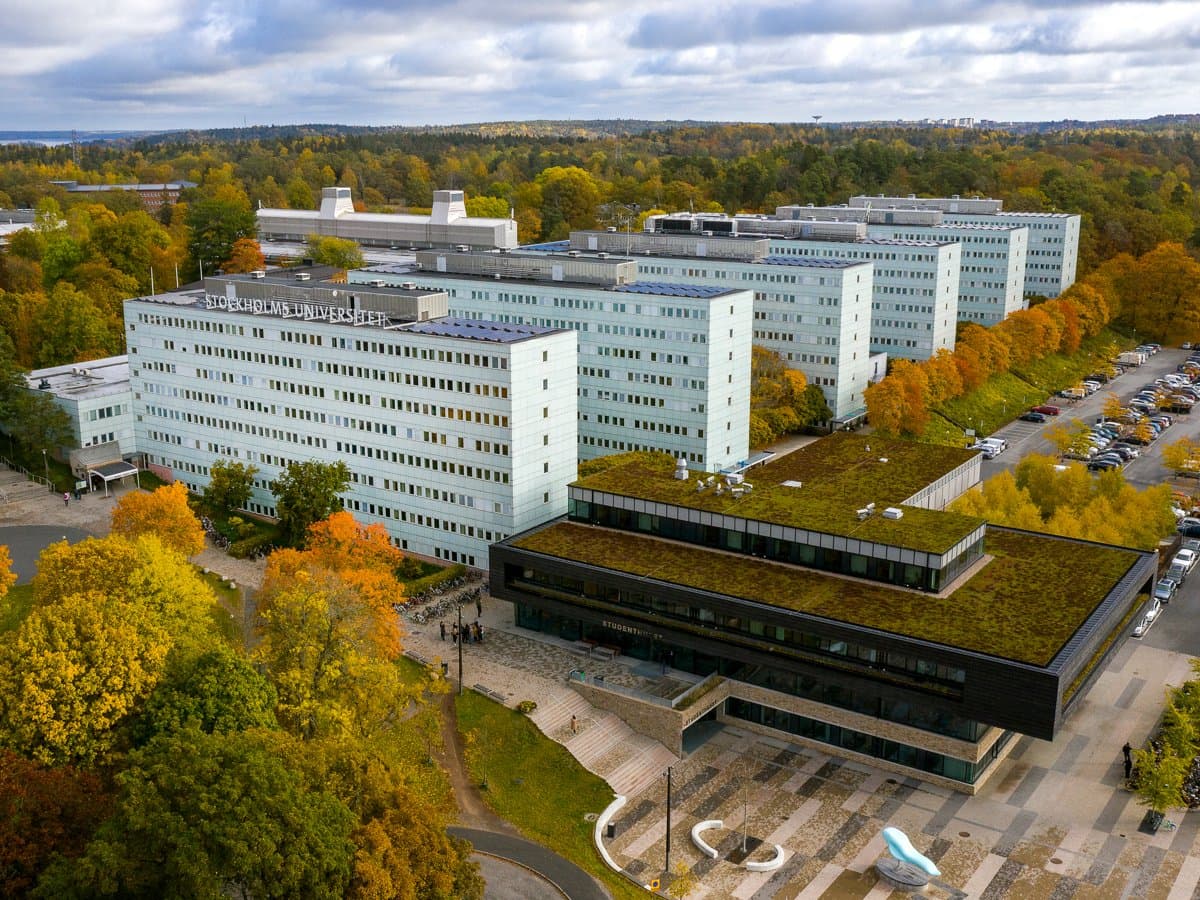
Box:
440;619;484;644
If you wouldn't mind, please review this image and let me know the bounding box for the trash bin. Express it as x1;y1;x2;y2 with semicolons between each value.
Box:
441;662;449;676
606;823;617;839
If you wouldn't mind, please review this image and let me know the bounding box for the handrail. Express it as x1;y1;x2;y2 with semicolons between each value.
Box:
671;671;723;710
0;456;53;490
567;669;674;708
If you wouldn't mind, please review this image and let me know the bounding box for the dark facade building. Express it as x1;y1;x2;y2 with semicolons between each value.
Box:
490;435;1156;792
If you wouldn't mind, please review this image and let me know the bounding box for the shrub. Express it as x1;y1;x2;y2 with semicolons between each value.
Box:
516;700;537;715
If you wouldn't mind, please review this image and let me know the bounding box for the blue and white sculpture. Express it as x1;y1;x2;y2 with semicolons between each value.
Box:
876;826;940;886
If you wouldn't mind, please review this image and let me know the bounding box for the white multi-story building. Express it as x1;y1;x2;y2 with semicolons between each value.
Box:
563;228;874;419
125;274;577;568
258;188;518;250
349;250;752;471
25;356;136;457
643;212;956;365
848;195;1080;298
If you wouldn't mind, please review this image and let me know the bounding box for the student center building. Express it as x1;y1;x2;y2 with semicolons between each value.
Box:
491;434;1156;791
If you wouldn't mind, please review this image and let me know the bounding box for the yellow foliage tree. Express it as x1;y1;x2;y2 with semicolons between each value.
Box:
0;590;171;765
0;545;15;602
111;481;205;557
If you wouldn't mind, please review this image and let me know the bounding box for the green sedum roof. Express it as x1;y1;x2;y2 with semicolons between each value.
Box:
512;523;1141;666
573;433;985;555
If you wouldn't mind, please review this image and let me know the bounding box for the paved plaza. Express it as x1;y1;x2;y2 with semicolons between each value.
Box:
7;477;1200;897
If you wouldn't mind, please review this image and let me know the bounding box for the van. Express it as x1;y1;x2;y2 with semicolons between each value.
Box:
1060;387;1086;400
1081;381;1101;395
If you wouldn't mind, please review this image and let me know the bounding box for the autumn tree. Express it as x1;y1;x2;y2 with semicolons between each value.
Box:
0;589;171;765
306;234;364;270
33;282;119;366
1102;392;1125;421
273;459;350;546
222;236;266;273
185;183;257;277
1163;437;1200;475
0;751;110;897
37;728;357;900
203;458;259;516
0;545;15;606
111;481;206;557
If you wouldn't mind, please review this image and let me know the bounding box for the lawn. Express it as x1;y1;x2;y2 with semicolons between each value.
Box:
455;691;644;900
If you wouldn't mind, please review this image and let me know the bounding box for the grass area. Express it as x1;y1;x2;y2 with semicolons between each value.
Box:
925;330;1130;445
0;583;34;634
514;523;1143;666
455;691;644;900
197;569;244;646
575;434;984;554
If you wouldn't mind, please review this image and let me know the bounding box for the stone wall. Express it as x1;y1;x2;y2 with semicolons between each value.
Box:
569;681;687;755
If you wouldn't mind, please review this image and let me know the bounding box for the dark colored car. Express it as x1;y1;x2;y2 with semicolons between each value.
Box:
1019;411;1047;423
1178;523;1200;538
1155;577;1179;603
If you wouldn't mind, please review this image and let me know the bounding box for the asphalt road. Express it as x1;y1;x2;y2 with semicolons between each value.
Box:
974;346;1200;655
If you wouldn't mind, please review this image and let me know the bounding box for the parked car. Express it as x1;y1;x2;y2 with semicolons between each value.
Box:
1179;522;1200;538
1168;561;1190;584
1108;446;1137;461
1173;548;1198;572
1183;538;1200;554
1134;611;1156;638
1155;578;1179;604
1019;411;1047;423
1088;457;1121;471
1032;405;1061;416
1183;342;1193;350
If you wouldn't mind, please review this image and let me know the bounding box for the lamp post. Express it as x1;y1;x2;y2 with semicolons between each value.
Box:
664;764;673;874
42;448;49;489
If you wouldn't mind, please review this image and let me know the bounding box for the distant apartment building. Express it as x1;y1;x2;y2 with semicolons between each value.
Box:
643;212;956;366
562;227;874;420
848;195;1080;298
49;180;196;213
349;250;752;471
257;188;518;251
125;273;577;567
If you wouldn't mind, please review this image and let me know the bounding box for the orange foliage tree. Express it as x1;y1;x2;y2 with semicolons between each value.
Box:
222;237;266;274
110;481;206;557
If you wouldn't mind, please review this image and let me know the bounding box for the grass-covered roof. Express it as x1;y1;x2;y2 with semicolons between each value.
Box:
573;434;985;555
512;523;1142;666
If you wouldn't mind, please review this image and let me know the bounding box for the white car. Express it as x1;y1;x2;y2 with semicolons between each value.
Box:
1134;613;1154;638
1173;549;1198;572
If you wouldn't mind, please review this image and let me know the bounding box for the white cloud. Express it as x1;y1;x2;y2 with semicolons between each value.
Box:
1;0;1198;128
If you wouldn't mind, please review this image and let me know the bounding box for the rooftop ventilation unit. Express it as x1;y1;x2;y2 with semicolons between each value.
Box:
369;279;386;287
882;507;904;520
294;272;310;281
725;473;744;486
674;457;689;480
250;270;266;279
401;282;417;290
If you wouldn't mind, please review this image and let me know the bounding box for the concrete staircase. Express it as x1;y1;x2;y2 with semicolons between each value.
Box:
0;469;49;503
531;688;678;799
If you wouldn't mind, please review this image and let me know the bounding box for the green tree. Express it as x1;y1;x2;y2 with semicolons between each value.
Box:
306;235;364;270
203;458;260;515
535;166;603;239
32;282;119;367
36;728;356;900
285;175;316;209
135;645;278;744
1132;745;1187;820
90;210;172;294
3;386;74;455
185;185;256;277
273;460;350;547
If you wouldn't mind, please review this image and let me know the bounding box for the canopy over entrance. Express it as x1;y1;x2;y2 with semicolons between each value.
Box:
85;460;140;497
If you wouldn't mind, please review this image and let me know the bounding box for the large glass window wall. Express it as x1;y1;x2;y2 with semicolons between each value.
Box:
514;602;985;742
512;567;967;690
726;698;1012;785
566;498;983;593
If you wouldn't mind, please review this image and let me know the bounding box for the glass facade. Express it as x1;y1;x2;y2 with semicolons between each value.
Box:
567;497;983;593
725;698;1013;785
514;601;986;743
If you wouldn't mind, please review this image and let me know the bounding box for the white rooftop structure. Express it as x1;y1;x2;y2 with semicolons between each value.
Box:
25;356;135;458
257;188;518;251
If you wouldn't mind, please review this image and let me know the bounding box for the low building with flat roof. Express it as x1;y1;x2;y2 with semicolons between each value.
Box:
257;188;517;251
125;272;577;567
49;180;196;212
25;356;134;457
490;433;1156;791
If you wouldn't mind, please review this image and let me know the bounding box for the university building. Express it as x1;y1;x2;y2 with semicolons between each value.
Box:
257;187;518;251
643;212;957;365
490;434;1156;791
848;195;1080;298
125;272;577;567
348;250;752;471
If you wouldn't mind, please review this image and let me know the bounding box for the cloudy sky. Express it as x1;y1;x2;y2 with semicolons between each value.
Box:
3;0;1199;130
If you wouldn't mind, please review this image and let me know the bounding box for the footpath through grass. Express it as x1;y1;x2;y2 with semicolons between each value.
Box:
455;691;645;900
923;330;1129;445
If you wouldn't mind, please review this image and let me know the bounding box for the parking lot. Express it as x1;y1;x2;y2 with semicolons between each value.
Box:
981;346;1200;653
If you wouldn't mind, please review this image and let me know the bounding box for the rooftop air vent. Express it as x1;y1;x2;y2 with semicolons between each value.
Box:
250;270;266;278
674;457;689;480
401;282;417;290
295;272;310;281
882;507;904;520
369;279;386;287
567;250;581;257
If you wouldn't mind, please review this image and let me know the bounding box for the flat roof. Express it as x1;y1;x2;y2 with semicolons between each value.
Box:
401;317;569;343
572;434;985;554
27;356;130;401
511;523;1143;666
779;236;951;248
761;256;867;269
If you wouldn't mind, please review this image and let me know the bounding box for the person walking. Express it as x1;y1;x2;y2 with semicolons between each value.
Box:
476;595;483;618
439;621;446;641
570;715;578;735
1123;742;1133;780
62;491;70;507
451;623;459;645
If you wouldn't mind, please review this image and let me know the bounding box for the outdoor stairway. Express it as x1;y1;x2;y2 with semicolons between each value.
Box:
0;470;47;503
530;688;679;799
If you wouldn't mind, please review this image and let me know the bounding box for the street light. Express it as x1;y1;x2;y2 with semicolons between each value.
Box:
42;448;49;489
